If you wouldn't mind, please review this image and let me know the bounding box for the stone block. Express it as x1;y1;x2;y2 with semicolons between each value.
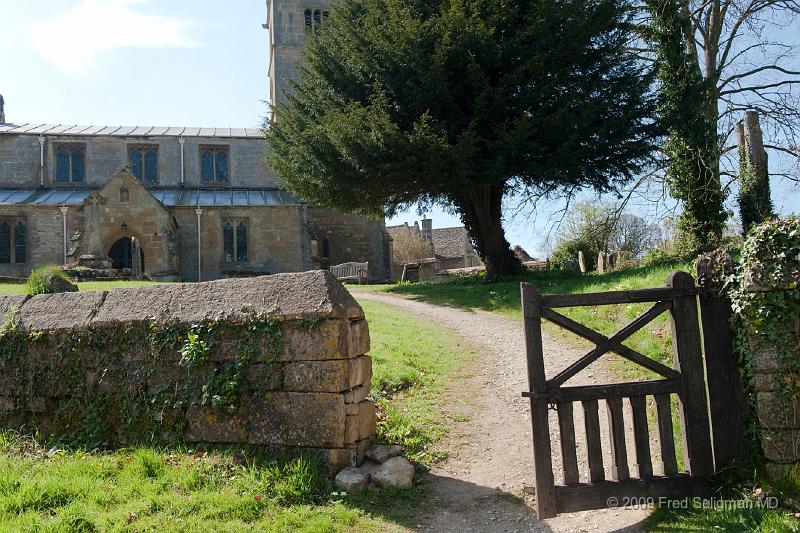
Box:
349;319;370;357
248;391;345;448
345;414;359;444
185;406;248;443
754;372;777;392
761;429;800;462
19;290;106;331
753;346;781;373
281;319;347;361
757;392;800;429
0;294;29;316
358;400;376;441
349;355;372;389
345;384;370;404
246;363;283;390
283;359;349;393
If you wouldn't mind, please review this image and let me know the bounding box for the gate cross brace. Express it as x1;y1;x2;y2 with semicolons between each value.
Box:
541;307;680;381
546;300;674;388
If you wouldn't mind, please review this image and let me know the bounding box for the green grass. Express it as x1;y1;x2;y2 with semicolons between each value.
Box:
0;280;171;295
357;299;476;464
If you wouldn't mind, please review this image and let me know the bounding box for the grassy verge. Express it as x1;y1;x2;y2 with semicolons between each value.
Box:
0;283;473;531
0;280;171;295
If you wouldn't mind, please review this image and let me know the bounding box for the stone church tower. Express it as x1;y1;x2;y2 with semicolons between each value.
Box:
264;1;332;121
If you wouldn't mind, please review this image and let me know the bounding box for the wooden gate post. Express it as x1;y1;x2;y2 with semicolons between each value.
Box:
521;283;556;518
667;272;714;477
696;253;747;470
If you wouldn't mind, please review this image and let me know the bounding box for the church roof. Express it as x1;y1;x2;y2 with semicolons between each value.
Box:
0;123;264;138
0;188;301;207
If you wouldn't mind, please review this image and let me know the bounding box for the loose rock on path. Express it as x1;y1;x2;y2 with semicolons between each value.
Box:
353;290;651;533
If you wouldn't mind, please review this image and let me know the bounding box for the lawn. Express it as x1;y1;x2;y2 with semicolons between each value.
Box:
0;282;475;531
0;280;171;295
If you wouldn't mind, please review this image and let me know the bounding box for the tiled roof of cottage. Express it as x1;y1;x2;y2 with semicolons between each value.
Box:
0;123;264;138
431;227;467;259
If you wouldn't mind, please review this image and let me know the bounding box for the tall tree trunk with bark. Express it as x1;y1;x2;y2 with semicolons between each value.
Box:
456;185;522;281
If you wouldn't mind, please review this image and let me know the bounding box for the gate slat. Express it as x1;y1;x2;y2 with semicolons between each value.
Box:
655;393;678;476
582;399;605;483
629;395;653;478
606;397;629;481
521;283;557;518
558;402;580;485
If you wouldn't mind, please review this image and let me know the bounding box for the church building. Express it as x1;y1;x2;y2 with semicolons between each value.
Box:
0;1;390;282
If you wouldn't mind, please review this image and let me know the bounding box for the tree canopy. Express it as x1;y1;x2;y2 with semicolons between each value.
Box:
266;0;660;279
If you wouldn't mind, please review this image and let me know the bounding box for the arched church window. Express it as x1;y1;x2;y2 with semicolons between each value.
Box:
54;144;85;183
305;9;313;31
223;221;234;262
313;9;322;34
200;146;230;183
14;222;26;264
129;145;159;183
0;222;10;263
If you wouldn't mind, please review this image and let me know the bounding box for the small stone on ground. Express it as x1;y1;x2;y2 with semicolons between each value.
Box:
365;444;403;464
335;467;370;494
371;456;415;488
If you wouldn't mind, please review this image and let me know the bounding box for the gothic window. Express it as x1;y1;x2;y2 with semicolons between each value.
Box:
223;219;248;263
129;145;158;182
321;238;330;258
200;146;230;183
54;144;86;183
0;219;27;264
304;7;328;34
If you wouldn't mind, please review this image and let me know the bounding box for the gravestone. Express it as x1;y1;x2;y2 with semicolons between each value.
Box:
597;252;606;274
578;251;587;274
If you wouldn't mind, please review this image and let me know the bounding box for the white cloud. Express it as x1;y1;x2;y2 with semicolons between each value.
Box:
30;0;197;74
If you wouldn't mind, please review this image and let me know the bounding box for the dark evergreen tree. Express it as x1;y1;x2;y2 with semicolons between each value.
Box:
266;0;659;279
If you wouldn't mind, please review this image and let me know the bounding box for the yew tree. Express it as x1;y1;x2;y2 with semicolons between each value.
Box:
266;0;659;279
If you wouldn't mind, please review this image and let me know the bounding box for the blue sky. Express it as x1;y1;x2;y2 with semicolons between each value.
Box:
2;0;798;256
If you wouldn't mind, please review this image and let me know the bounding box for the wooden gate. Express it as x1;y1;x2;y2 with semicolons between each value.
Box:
522;271;713;518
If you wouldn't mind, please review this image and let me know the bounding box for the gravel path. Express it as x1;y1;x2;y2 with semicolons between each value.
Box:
352;290;651;533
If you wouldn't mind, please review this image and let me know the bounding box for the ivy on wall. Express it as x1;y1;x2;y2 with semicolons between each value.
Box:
729;217;800;423
0;309;285;448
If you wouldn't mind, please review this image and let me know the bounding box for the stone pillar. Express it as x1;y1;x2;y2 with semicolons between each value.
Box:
131;238;142;279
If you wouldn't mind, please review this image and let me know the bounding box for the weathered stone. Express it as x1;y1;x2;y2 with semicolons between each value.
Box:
578;251;587;273
345;384;370;404
0;294;29;316
248;392;345;448
761;429;800;462
359;401;377;441
283;359;349;392
335;468;370;494
18;290;105;331
351;438;371;465
754;372;777;392
185;406;248;443
596;252;605;274
371;456;415;488
246;364;283;390
349;319;370;357
349;356;372;389
752;346;782;373
365;444;403;464
42;271;79;293
758;392;800;429
282;320;348;361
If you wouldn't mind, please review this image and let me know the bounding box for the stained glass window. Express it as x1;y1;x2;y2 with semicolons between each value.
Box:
54;144;85;182
223;221;234;262
14;222;26;263
129;146;158;182
200;146;229;183
0;222;10;263
223;219;248;263
55;147;70;182
236;222;247;262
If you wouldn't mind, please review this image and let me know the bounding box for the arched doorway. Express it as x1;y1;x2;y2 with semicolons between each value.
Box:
108;237;145;270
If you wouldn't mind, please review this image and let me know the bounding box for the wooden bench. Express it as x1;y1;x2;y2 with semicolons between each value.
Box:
330;261;369;284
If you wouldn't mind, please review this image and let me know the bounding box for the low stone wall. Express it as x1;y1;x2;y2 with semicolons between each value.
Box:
0;270;375;471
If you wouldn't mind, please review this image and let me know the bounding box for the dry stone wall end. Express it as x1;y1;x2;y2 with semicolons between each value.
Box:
0;271;376;473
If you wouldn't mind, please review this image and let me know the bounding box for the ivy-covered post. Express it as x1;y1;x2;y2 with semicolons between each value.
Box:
696;250;747;470
731;217;800;479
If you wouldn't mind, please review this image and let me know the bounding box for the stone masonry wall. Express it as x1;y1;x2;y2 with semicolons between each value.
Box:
0;271;375;470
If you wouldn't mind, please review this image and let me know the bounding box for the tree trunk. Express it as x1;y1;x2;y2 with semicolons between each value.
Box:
456;185;522;281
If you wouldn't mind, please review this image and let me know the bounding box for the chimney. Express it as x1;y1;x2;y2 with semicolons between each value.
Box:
421;215;433;244
0;95;5;124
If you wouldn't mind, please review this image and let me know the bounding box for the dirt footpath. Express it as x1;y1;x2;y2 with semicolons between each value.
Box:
352;290;651;533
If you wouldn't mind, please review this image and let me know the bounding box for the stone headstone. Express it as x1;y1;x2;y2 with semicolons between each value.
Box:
597;252;606;274
578;251;587;274
131;237;142;279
